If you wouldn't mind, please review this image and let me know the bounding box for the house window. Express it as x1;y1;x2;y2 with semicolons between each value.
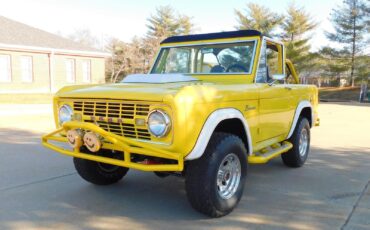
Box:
82;60;91;83
65;59;75;83
20;56;33;82
0;54;11;82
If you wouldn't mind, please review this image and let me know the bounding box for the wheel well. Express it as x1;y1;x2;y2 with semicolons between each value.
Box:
214;118;249;153
300;107;312;127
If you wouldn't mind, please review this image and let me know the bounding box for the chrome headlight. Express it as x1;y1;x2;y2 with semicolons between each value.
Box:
58;104;73;125
147;110;171;137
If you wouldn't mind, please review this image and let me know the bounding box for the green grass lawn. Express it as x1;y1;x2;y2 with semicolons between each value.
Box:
319;87;362;102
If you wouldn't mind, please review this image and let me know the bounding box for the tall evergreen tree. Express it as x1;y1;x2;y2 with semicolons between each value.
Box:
363;0;370;33
281;3;317;74
234;3;284;37
146;5;194;41
106;6;195;82
356;55;370;85
318;47;351;86
145;5;194;66
326;0;368;86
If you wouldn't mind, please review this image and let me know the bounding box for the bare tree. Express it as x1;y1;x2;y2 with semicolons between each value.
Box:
68;28;100;49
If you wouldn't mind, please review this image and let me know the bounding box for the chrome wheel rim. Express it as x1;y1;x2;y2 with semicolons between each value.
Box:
299;128;309;157
217;153;241;200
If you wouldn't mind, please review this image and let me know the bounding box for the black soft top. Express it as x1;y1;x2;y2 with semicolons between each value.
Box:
160;30;262;44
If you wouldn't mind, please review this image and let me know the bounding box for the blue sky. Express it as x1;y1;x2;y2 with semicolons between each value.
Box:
0;0;344;51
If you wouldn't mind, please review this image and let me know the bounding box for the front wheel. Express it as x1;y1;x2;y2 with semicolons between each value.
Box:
74;149;129;185
185;132;247;217
282;117;311;167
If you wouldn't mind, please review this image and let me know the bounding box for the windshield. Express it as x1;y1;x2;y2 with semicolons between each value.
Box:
151;41;256;74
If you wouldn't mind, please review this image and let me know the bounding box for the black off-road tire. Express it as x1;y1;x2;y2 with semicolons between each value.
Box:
185;132;248;217
74;149;129;185
282;117;310;168
153;172;169;178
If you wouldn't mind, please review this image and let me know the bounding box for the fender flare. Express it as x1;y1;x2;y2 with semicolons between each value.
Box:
185;108;253;160
286;100;313;139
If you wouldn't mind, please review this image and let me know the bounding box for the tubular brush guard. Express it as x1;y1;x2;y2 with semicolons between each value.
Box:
41;121;184;172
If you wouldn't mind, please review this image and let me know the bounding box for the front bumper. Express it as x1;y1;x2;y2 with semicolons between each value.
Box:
41;121;183;172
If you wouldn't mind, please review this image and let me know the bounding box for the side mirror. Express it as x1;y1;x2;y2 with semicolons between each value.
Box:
268;74;285;86
271;74;285;81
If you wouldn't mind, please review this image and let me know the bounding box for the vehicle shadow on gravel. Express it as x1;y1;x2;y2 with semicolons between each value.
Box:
0;128;370;229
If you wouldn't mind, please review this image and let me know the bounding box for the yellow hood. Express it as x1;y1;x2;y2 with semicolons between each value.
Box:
55;73;258;103
55;82;197;102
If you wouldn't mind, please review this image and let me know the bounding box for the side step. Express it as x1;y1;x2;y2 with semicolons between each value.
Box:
248;141;293;164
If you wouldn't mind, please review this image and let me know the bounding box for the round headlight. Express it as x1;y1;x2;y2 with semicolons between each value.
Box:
58;104;73;125
147;110;171;137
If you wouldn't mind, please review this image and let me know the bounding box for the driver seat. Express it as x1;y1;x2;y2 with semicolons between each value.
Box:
210;65;225;73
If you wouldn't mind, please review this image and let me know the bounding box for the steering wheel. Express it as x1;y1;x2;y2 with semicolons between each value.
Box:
226;64;248;73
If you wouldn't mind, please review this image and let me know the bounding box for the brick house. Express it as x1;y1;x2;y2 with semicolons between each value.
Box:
0;16;109;95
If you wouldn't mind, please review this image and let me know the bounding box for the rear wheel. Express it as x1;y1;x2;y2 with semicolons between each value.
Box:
282;118;310;167
185;132;247;217
74;148;129;185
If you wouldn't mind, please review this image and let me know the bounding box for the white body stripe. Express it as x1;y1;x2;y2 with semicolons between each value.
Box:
185;108;252;160
286;100;313;139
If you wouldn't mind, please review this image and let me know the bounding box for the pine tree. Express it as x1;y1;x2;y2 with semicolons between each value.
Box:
281;3;317;75
361;0;370;35
356;55;370;86
318;47;351;87
234;3;284;37
145;5;194;67
105;6;195;82
146;6;194;41
326;0;368;87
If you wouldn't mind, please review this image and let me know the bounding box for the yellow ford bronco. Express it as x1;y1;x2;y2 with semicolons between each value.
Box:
42;30;319;217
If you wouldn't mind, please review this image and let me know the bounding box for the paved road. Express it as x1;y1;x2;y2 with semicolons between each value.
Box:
0;103;369;230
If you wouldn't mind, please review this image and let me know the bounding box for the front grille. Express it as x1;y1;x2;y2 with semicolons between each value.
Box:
73;100;151;140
